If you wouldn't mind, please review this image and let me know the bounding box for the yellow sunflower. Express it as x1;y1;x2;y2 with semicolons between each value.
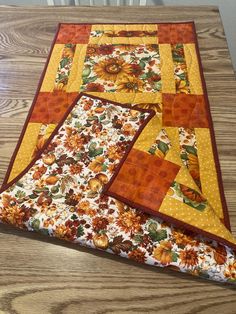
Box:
117;76;144;93
86;44;99;57
94;57;132;82
133;102;162;113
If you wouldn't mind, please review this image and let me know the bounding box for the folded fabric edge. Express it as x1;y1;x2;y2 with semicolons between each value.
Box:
0;93;155;195
103;188;236;253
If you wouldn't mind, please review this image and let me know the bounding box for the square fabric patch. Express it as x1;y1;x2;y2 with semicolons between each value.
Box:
80;44;161;93
30;91;78;124
104;148;180;212
162;93;209;128
56;24;91;44
158;23;195;44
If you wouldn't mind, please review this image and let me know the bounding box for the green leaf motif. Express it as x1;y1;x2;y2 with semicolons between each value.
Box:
148;147;156;155
82;66;91;78
133;234;143;243
158;141;169;154
15;190;26;198
99;113;106;121
149;229;167;242
140;56;151;62
177;73;187;80
29;194;38;199
139;60;146;69
71;214;78;220
147;221;158;233
60;57;70;69
172;252;179;263
31;219;40;231
77;225;84;238
51;186;59;194
139;73;148;80
180;153;188;160
195;204;206;211
88;142;103;158
83;76;97;84
154;81;162;91
183;145;197;156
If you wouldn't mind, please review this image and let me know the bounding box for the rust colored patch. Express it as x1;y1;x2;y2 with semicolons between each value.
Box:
56;24;91;44
30;91;78;124
158;23;195;44
105;148;180;212
162;93;209;128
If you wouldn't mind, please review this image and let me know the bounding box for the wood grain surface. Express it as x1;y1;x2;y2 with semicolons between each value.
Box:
0;5;236;313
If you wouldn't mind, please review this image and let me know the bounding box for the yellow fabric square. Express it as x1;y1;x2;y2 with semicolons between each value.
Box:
184;43;203;95
195;128;223;220
159;44;176;94
40;44;64;92
67;44;88;93
159;195;236;246
8;123;42;182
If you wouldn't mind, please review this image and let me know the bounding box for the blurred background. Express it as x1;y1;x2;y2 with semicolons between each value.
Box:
0;0;235;71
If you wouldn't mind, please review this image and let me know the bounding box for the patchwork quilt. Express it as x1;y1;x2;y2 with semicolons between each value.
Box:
1;22;236;284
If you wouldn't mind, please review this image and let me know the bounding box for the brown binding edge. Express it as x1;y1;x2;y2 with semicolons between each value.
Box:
0;92;155;194
1;21;230;230
103;187;236;252
1;23;61;188
191;21;230;230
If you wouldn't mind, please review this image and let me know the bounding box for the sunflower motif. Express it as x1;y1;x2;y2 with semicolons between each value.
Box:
180;248;198;268
117;76;143;93
133;102;162;113
86;44;99;57
94;57;132;82
116;210;141;233
180;184;206;203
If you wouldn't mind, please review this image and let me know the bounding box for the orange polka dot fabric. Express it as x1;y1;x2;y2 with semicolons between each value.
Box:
55;24;91;44
162;93;209;128
106;148;181;212
158;23;195;44
30;91;78;124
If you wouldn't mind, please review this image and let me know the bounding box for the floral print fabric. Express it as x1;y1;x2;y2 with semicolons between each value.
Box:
80;44;161;93
0;94;236;285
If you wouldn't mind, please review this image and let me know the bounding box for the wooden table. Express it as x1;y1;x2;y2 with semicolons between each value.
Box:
0;5;236;313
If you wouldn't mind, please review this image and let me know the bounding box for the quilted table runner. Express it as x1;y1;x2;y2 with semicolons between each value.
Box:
1;22;236;284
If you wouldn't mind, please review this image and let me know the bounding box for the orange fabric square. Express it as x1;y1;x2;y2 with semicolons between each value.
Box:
56;24;91;44
162;93;209;128
30;91;78;124
104;148;180;213
158;23;195;44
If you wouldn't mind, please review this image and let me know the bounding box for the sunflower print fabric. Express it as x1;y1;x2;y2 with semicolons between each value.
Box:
1;22;236;285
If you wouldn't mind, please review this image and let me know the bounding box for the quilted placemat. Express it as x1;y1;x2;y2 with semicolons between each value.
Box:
1;22;236;284
2;22;229;231
0;93;236;285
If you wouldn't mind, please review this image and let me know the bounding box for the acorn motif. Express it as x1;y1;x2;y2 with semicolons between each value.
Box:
93;233;109;250
95;173;108;185
130;109;139;118
88;178;102;192
45;176;59;185
42;154;56;166
33;171;42;180
94;107;105;114
37;192;52;206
